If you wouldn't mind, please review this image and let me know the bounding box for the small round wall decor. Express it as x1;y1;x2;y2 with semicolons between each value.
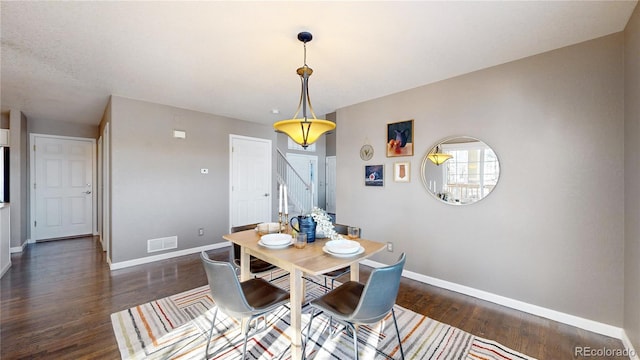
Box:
360;144;374;161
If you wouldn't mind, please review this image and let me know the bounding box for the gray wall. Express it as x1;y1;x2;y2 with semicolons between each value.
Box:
325;112;337;157
624;4;640;351
109;96;277;263
9;110;28;248
336;34;625;326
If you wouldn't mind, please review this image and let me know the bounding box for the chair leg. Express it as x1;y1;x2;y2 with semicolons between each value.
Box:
205;308;218;359
391;308;405;359
242;331;249;359
239;317;253;359
329;316;334;336
303;309;316;360
347;323;359;360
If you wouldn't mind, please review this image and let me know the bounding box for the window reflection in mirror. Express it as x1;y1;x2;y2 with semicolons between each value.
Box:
421;137;500;205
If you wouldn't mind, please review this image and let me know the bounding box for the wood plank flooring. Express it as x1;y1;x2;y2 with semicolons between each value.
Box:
0;236;627;359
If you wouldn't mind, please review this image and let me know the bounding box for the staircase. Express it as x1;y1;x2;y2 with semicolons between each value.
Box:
276;148;314;215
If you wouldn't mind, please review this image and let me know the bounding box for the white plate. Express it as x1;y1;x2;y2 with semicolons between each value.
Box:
323;246;365;258
260;233;293;246
259;239;293;249
325;239;360;254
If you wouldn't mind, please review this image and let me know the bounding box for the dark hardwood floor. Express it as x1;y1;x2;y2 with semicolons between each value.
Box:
0;236;627;359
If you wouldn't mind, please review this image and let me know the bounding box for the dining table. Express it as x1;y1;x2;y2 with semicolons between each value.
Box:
222;228;386;360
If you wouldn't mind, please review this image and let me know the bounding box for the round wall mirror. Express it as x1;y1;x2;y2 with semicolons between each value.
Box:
421;136;500;205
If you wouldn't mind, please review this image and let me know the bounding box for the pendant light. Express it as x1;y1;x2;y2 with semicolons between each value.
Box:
273;32;335;148
427;145;453;165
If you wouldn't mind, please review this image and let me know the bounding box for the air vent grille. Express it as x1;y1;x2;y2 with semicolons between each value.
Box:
147;236;178;253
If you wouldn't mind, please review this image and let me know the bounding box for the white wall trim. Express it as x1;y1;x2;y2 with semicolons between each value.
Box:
10;240;27;253
109;241;230;270
0;261;11;278
361;259;626;341
621;331;640;360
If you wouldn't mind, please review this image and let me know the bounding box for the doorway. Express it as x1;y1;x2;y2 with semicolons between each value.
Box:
30;134;96;241
286;153;319;209
229;135;272;230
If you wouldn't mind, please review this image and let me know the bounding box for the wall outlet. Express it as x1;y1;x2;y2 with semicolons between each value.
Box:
198;228;204;236
387;242;393;252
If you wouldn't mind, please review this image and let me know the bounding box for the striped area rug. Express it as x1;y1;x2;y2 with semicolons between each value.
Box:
111;270;536;359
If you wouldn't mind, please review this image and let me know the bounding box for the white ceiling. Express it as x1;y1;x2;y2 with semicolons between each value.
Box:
1;1;637;126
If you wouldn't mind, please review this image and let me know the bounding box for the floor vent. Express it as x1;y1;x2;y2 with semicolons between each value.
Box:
147;236;178;253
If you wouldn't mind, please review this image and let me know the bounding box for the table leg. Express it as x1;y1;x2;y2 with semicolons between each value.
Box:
350;262;360;282
289;268;303;359
240;247;250;282
239;246;252;335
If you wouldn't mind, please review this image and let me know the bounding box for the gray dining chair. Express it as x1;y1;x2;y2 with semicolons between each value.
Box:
200;251;290;359
230;223;278;279
319;223;353;291
304;253;406;360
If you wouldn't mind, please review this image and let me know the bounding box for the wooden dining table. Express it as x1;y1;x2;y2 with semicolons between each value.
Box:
222;229;385;360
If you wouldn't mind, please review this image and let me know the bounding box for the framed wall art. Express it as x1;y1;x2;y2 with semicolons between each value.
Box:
387;119;414;157
364;164;384;187
393;161;410;182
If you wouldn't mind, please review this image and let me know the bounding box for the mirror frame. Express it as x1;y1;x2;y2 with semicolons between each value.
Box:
420;136;500;205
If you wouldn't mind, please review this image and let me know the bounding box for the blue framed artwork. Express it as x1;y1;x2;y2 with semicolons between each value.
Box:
387;119;414;157
365;164;384;187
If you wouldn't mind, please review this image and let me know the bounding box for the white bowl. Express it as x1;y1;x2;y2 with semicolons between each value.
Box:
325;239;360;254
260;233;293;246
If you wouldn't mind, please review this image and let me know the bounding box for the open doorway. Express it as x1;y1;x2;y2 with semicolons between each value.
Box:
286;153;318;210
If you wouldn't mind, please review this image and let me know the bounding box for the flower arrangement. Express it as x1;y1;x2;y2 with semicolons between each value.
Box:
310;207;343;241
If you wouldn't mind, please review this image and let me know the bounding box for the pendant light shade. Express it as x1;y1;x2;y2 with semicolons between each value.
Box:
273;32;335;148
272;118;337;146
427;146;453;165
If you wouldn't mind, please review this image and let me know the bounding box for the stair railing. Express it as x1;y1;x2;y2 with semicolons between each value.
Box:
276;148;314;215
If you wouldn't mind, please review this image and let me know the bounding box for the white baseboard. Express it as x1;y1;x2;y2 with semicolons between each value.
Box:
361;259;626;341
621;331;640;360
10;241;27;253
109;241;230;270
0;261;11;278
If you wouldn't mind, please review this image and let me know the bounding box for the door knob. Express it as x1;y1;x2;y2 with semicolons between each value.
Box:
84;190;92;194
264;193;269;197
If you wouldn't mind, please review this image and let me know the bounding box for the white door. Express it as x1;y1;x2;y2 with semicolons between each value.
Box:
325;156;336;214
286;153;318;208
230;135;272;229
31;135;95;241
